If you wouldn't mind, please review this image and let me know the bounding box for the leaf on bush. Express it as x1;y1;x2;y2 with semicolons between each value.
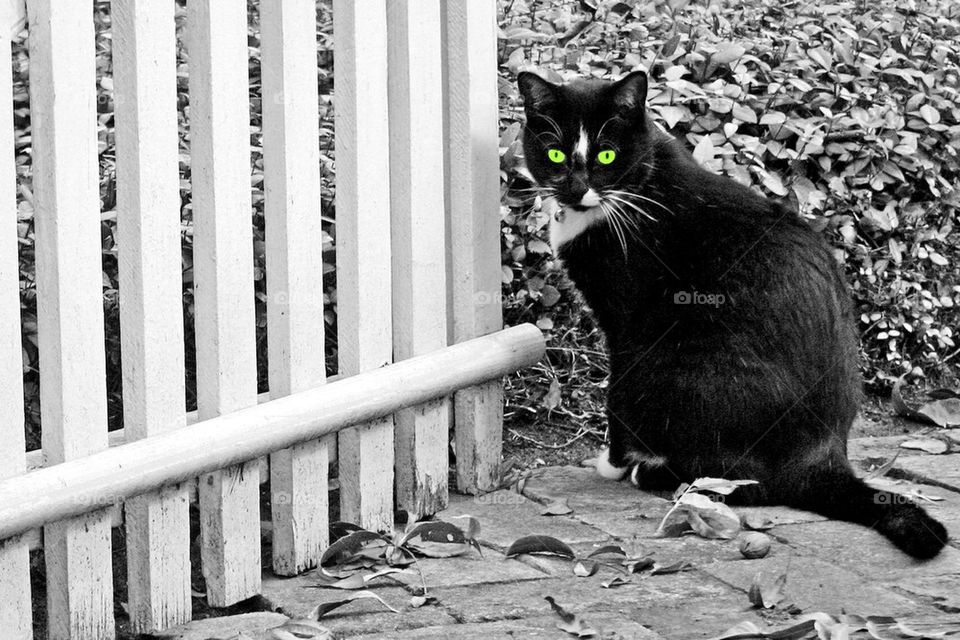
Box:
658;105;688;128
899;438;949;455
505;535;576;559
320;530;387;567
919;104;940;125
762;172;788;196
540;284;561;307
544;596;598;638
748;572;787;609
400;521;479;558
712;42;746;65
662;33;681;58
310;590;398;620
527;238;552;254
692;135;717;166
732;104;757;124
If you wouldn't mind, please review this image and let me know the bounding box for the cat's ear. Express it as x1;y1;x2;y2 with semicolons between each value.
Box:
612;70;648;115
518;71;559;111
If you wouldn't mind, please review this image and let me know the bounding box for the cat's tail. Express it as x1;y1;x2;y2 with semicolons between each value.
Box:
778;460;948;560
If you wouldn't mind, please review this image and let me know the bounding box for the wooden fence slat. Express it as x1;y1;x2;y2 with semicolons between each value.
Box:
442;0;505;494
387;0;450;518
113;0;191;631
261;0;329;576
27;0;114;637
187;0;261;606
333;0;394;532
0;29;31;640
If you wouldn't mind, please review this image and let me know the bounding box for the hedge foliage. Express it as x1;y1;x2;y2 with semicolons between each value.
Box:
498;0;960;394
11;0;959;443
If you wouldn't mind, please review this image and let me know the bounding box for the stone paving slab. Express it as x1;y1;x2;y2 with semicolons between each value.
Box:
179;450;960;640
701;553;934;617
439;490;611;551
770;519;960;580
260;571;456;628
892;453;960;489
891;574;960;613
521;466;672;515
429;570;734;623
349;615;666;639
153;612;289;640
383;548;549;589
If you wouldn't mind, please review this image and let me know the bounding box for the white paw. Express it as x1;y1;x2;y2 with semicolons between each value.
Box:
630;464;641;486
595;447;630;480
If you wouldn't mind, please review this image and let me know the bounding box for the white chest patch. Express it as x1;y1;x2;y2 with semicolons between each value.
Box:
545;197;605;253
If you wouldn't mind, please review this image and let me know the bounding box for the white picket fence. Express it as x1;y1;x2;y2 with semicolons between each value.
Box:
0;1;544;637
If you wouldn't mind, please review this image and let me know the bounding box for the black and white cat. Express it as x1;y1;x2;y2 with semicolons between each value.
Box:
518;70;948;559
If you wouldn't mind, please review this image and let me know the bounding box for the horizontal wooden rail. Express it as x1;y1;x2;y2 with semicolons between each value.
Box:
0;324;544;541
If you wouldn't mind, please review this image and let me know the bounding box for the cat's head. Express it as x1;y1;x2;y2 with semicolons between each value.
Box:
517;71;656;212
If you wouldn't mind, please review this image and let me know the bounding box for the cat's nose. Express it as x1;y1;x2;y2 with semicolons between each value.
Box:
565;175;589;202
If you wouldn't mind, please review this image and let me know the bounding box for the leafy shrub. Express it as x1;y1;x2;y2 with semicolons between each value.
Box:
498;0;960;393
12;0;960;444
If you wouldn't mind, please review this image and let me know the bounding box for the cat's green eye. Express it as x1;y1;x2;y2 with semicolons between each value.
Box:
547;149;566;164
597;149;617;165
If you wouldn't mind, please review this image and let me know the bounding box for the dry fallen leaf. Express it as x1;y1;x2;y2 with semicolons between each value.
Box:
650;560;693;575
541;498;574;516
748;571;787;609
573;559;598;577
899;438;949;455
623;556;655;573
740;513;775;531
657;491;742;539
545;596;598;638
310;590;399;619
267;619;334;640
543;377;562;411
602;576;631;588
400;521;480;558
505;535;576;559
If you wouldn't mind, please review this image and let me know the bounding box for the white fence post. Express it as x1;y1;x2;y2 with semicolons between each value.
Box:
188;0;261;606
442;0;505;494
387;0;450;518
333;0;395;532
28;0;114;637
113;0;191;631
261;0;329;575
0;28;31;640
